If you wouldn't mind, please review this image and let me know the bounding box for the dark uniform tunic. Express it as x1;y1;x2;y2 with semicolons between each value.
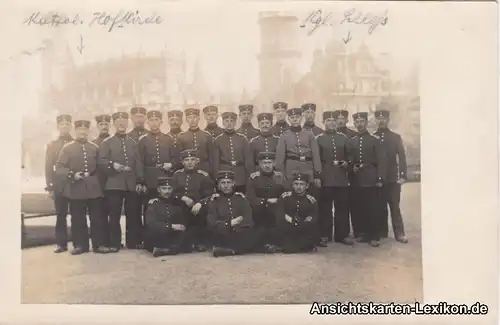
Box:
205;123;224;139
92;133;110;146
316;130;352;241
207;192;260;254
97;134;145;249
92;133;110;245
237;123;260;142
55;139;106;250
172;168;215;246
213;131;253;189
348;131;387;241
276;191;319;253
303;122;324;136
270;120;290;137
178;128;215;176
374;128;407;238
127;127;147;143
336;126;357;138
45;134;73;248
275;126;322;185
245;170;285;245
248;133;279;167
144;196;189;253
168;127;183;172
138;131;174;190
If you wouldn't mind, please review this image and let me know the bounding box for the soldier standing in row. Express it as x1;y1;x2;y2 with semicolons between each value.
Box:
93;114;112;248
275;107;322;191
138;109;174;235
374;108;408;243
316;111;354;247
276;172;319;254
245;152;285;253
213;112;253;193
237;104;260;140
45;114;73;253
93;114;111;145
270;102;290;137
349;112;387;247
302;103;324;136
178;108;215;176
98;112;145;251
144;177;190;257
207;171;261;257
248;113;279;168
55;120;108;254
167;110;184;172
172;149;215;252
203;105;224;138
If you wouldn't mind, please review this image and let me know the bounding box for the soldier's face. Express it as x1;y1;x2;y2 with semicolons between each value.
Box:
292;180;308;195
97;122;109;134
57;121;71;135
259;159;275;173
324;118;335;131
258;119;272;132
186;114;200;128
336;117;347;128
114;118;129;133
303;110;315;122
222;117;237;130
158;185;173;198
239;111;252;123
288;114;303;127
274;108;287;121
354;118;367;132
168;116;182;128
131;114;146;127
182;156;199;170
147;117;163;131
75;127;89;140
218;178;235;194
377;117;389;128
204;112;218;124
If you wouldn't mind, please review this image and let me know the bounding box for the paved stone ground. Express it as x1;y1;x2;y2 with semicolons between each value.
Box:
22;183;422;305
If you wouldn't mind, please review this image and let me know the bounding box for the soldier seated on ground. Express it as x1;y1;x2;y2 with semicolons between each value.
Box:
172;149;215;252
144;177;191;257
246;151;285;254
207;171;262;257
277;172;319;254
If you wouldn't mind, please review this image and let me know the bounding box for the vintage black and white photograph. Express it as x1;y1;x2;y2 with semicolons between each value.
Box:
17;4;423;305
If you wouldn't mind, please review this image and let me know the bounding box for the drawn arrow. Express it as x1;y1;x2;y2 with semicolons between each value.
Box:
76;34;84;55
342;31;352;44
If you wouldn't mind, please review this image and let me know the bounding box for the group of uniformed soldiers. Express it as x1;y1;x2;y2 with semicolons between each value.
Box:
44;101;408;257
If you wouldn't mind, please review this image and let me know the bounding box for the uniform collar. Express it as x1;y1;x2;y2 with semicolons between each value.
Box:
115;132;127;138
290;125;302;132
149;129;161;135
304;121;315;128
224;129;236;135
206;123;218;130
59;134;72;141
241;122;253;128
189;127;200;132
276;120;288;126
133;126;145;133
76;138;87;143
324;129;337;134
99;132;109;138
357;130;369;136
169;127;182;134
260;131;272;137
376;127;390;133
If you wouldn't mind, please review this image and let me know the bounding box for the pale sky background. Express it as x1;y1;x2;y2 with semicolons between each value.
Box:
3;2;424;117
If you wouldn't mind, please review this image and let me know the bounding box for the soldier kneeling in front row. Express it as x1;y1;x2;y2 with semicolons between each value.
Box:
207;171;262;257
277;172;319;254
144;177;191;257
246;151;285;253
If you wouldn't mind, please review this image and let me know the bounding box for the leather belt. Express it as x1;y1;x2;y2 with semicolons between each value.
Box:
287;156;312;162
221;159;243;166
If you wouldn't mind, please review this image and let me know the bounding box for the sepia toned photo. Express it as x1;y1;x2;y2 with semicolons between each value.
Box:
3;1;497;324
19;5;422;305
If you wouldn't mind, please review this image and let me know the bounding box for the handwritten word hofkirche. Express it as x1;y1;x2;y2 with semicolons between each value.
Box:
23;10;163;32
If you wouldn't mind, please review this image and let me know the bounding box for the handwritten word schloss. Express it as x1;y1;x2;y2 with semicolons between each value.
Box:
23;10;163;32
300;8;389;36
